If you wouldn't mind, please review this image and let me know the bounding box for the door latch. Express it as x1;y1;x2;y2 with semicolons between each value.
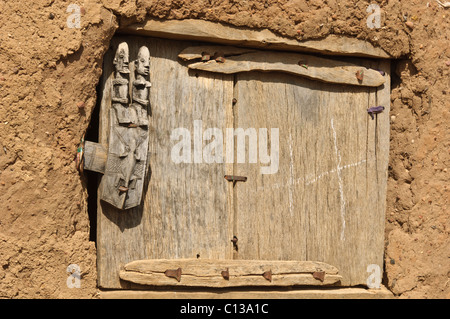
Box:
224;175;247;187
367;106;385;120
80;42;151;210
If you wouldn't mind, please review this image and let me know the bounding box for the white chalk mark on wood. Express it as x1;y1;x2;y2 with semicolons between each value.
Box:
255;159;368;192
288;133;295;217
331;118;346;241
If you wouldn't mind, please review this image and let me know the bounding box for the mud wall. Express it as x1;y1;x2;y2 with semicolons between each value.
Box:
0;0;448;298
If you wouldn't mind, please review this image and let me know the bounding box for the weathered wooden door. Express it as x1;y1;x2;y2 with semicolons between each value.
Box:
92;35;390;289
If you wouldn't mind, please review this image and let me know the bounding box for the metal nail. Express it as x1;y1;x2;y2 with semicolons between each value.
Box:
165;268;182;282
262;270;272;282
312;271;326;282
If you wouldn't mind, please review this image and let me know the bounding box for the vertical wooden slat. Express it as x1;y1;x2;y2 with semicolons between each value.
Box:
97;37;234;288
144;38;233;262
234;60;390;286
234;72;311;261
97;39;151;289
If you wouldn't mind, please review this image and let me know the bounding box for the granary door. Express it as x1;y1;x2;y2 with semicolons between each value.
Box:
89;36;390;289
233;68;390;286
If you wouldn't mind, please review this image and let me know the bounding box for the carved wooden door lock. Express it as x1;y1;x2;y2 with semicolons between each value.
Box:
82;42;151;210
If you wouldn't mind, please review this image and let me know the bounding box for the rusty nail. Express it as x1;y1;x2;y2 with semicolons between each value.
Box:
262;270;272;282
298;61;308;69
118;186;129;192
232;98;237;105
312;271;326;282
165;268;182;282
213;51;226;63
128;123;138;128
215;56;226;63
221;268;230;280
231;236;238;251
356;69;364;81
201;52;211;61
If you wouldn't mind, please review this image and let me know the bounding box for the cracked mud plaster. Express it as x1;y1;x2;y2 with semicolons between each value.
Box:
0;0;448;298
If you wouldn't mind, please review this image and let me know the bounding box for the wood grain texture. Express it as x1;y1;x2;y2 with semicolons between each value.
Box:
124;258;339;275
233;59;390;286
83;141;106;174
123;19;391;58
178;45;257;61
120;270;342;287
100;286;394;299
143;38;234;262
120;259;342;287
181;48;386;87
97;37;234;288
97;39;149;289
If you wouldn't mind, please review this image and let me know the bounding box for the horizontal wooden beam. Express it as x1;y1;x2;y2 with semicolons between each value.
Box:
125;258;339;275
120;259;342;288
121;19;391;59
120;271;342;287
100;286;394;299
180;47;386;87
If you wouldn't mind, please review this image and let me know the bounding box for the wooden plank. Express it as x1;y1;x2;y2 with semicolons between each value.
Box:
143;38;234;262
124;259;339;276
233;73;305;262
120;270;341;287
182;49;386;87
83;141;106;174
97;37;234;288
122;19;391;58
97;39;150;289
233;61;390;286
99;286;394;299
178;45;256;61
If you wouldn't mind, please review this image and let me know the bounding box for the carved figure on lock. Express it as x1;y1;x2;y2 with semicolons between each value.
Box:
100;42;151;210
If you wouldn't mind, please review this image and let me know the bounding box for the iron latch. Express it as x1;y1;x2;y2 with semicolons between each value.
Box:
224;175;247;182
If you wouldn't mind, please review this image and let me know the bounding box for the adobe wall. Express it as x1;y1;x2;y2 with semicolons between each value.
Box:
0;0;448;298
